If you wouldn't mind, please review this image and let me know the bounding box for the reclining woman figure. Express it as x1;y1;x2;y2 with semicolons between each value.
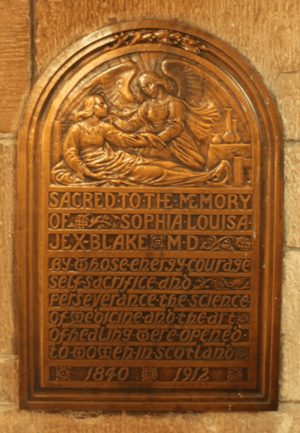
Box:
51;95;231;186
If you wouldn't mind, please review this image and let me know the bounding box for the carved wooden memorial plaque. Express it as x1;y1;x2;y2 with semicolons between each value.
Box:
18;20;283;411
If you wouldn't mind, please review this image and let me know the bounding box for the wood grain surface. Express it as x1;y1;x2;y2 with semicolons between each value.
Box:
18;19;283;411
0;0;30;132
34;0;300;139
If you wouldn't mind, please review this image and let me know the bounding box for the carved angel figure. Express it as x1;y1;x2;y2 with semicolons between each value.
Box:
51;95;232;186
85;59;221;171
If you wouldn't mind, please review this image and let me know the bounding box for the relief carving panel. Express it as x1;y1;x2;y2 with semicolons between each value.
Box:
18;20;283;411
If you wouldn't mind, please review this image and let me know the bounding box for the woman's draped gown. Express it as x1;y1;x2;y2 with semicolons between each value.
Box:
51;121;231;187
112;96;219;171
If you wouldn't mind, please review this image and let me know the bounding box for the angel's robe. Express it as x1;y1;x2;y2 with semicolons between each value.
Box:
51;120;232;187
113;96;214;171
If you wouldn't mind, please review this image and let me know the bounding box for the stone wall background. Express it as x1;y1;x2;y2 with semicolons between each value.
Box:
1;0;300;431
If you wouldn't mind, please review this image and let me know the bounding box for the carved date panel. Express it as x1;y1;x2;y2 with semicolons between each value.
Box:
18;21;283;411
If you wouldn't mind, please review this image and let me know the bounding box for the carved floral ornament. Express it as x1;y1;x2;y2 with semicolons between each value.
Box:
18;21;283;411
104;29;210;54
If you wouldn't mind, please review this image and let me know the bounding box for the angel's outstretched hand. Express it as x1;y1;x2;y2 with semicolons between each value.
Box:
140;133;166;150
125;134;149;148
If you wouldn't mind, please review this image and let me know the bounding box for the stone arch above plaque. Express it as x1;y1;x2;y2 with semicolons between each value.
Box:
18;20;283;411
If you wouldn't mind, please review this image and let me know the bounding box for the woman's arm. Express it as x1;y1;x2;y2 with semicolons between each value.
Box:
158;99;185;142
63;125;94;179
112;105;147;132
102;123;165;150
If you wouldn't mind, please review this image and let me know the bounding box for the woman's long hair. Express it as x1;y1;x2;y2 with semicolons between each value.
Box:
74;95;99;122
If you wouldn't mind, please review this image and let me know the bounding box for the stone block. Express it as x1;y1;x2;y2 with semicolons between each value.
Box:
0;139;16;355
280;250;300;401
0;0;30;133
285;145;300;248
0;357;18;404
272;73;300;141
0;403;300;432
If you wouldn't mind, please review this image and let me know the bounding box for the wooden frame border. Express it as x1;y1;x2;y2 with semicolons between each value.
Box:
17;19;283;411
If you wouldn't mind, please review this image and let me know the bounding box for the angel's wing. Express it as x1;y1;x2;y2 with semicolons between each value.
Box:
59;62;139;122
185;103;220;141
86;62;139;110
161;59;205;107
162;59;220;142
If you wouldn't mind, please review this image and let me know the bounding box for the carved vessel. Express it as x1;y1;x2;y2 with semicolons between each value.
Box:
232;118;242;143
223;108;235;143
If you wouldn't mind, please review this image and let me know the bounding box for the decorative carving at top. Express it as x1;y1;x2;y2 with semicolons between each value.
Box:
102;29;210;55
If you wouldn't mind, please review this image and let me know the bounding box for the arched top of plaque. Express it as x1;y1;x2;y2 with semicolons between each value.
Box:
19;20;282;190
18;21;283;411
